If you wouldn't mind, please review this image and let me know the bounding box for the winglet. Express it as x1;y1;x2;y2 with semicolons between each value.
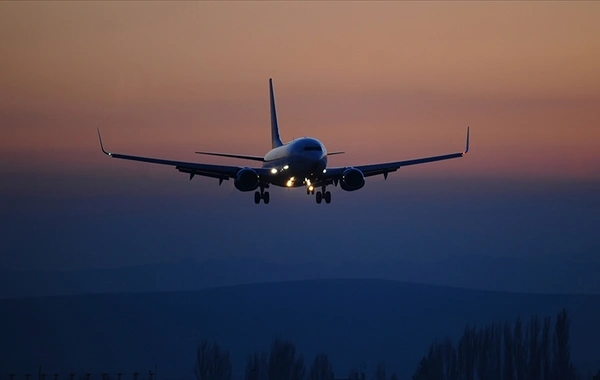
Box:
97;128;112;156
463;127;470;155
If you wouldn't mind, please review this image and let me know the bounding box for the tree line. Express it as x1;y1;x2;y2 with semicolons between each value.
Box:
410;308;598;380
193;308;599;380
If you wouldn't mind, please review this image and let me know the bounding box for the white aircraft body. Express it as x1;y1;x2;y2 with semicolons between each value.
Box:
97;78;470;204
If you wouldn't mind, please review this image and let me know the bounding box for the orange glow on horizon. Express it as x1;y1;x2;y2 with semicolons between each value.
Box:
1;1;599;183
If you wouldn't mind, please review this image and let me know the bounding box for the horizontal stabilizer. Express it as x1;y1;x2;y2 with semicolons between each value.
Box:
195;151;265;162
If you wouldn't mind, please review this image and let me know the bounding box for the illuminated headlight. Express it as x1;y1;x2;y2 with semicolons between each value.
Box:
286;180;293;187
270;168;277;174
308;185;314;191
283;165;289;170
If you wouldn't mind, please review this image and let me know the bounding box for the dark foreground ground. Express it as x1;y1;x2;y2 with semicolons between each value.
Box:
2;279;600;379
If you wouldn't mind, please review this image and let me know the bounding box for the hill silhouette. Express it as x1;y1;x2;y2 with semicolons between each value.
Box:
2;279;599;379
1;254;599;299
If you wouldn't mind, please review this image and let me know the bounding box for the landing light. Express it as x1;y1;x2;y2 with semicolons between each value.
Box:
270;168;277;174
286;180;293;187
283;165;289;170
322;169;327;173
308;185;314;191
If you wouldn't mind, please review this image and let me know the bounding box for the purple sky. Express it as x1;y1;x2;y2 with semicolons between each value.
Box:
1;2;598;295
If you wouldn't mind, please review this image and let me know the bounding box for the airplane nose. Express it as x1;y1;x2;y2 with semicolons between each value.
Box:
311;160;325;173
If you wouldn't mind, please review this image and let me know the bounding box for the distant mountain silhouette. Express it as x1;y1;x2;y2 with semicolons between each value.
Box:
1;254;599;299
1;279;599;379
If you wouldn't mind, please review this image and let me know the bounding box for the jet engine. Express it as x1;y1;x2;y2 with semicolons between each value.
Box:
234;168;260;191
340;167;365;191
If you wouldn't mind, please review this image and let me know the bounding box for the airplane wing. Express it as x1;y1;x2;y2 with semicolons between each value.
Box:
194;151;265;162
322;127;469;183
96;129;268;183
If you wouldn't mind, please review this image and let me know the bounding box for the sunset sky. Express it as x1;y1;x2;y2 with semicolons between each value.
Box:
1;2;599;286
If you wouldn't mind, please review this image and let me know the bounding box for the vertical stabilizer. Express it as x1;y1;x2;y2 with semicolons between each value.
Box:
269;78;284;148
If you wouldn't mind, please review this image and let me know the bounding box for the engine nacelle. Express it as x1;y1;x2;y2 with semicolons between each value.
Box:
340;167;365;191
234;168;259;192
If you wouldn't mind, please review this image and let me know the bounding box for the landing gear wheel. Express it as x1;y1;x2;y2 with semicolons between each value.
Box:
324;191;331;204
316;191;322;204
254;184;270;204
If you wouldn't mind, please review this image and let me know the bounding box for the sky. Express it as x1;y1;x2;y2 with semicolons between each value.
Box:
1;2;599;292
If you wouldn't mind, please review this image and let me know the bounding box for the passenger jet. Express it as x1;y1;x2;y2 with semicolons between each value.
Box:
97;78;470;204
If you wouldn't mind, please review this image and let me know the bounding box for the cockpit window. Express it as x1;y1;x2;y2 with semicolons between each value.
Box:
303;146;322;152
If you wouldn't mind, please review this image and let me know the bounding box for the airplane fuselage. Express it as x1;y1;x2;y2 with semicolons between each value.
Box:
261;137;328;188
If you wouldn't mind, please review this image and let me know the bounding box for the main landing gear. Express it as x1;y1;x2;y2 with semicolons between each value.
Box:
306;183;331;204
254;185;270;204
315;186;331;204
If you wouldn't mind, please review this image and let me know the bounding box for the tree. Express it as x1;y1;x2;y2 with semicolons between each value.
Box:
475;326;491;380
245;351;269;380
307;353;333;380
194;339;232;380
492;323;503;380
552;308;573;380
348;369;360;380
457;324;477;380
427;340;444;380
373;361;386;380
442;337;458;380
411;308;580;380
541;316;552;380
411;356;429;380
503;321;515;380
268;337;305;380
513;317;527;380
526;315;542;380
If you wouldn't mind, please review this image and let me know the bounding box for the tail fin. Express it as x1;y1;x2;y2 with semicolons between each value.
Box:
269;78;284;148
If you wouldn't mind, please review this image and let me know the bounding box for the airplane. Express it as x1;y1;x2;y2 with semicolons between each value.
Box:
97;78;470;205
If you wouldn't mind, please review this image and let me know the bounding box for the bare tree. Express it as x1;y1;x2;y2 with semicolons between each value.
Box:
442;337;458;380
552;308;573;380
457;324;477;380
476;325;500;380
308;353;333;380
541;316;552;380
348;369;359;380
526;315;542;380
194;339;232;380
245;351;269;380
513;317;527;380
268;337;305;380
411;357;429;380
373;361;386;380
493;322;503;380
292;354;306;380
503;321;515;380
